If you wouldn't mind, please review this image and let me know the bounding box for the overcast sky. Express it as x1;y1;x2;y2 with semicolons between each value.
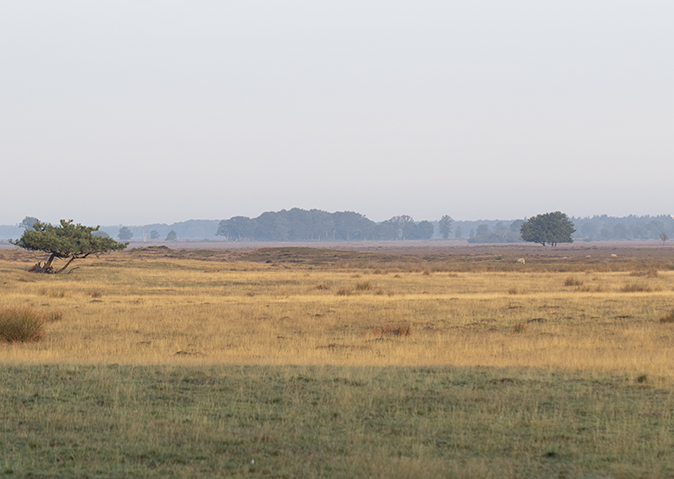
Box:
1;1;673;226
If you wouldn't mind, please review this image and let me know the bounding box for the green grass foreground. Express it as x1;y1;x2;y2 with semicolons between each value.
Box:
2;365;673;478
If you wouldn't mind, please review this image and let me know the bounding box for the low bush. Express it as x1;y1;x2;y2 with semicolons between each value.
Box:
0;307;46;342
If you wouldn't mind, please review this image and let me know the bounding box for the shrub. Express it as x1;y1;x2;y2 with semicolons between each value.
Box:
565;276;583;287
355;281;372;291
0;308;45;342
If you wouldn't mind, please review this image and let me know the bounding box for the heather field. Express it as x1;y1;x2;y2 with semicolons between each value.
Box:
1;244;674;478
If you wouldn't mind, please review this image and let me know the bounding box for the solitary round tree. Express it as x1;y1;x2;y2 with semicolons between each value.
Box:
520;211;575;246
10;220;128;273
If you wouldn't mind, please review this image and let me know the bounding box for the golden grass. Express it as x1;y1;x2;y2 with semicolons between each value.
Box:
1;249;673;380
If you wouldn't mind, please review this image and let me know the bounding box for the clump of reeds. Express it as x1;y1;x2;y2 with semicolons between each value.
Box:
0;307;46;343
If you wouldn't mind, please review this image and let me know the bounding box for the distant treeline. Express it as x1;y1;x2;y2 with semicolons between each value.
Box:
571;215;674;241
216;209;435;241
2;212;673;243
459;214;674;243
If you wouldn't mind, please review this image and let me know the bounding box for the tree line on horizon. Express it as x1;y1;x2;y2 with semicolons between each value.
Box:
5;212;672;244
215;209;446;242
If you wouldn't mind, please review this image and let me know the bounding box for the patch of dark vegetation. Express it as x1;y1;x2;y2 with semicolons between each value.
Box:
4;364;673;478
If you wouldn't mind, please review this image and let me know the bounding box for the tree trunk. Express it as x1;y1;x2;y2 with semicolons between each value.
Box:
44;253;57;269
55;256;77;274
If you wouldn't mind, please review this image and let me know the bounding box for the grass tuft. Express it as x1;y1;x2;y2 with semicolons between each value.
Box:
659;310;674;323
355;281;372;291
620;283;651;293
372;323;412;337
630;269;658;278
316;283;330;290
45;311;63;322
0;307;46;342
512;322;527;333
565;276;583;287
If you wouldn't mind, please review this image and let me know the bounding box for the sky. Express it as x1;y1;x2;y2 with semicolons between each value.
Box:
1;1;673;226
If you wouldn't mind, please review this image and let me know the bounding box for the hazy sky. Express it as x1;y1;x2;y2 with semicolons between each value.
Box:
2;1;673;226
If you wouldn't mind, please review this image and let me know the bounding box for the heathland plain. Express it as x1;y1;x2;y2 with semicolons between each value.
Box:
1;243;674;478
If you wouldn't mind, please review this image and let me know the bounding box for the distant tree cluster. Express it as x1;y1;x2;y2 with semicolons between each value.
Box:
572;215;674;241
467;220;523;244
215;209;438;242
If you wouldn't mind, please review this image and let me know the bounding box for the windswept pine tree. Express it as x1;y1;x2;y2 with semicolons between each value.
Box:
10;220;127;273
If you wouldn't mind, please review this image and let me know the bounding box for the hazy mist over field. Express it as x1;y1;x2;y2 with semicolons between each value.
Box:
1;1;673;226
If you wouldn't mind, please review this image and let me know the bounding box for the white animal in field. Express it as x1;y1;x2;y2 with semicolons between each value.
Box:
516;258;525;264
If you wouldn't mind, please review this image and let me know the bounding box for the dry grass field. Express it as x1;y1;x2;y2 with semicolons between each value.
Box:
2;244;674;477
